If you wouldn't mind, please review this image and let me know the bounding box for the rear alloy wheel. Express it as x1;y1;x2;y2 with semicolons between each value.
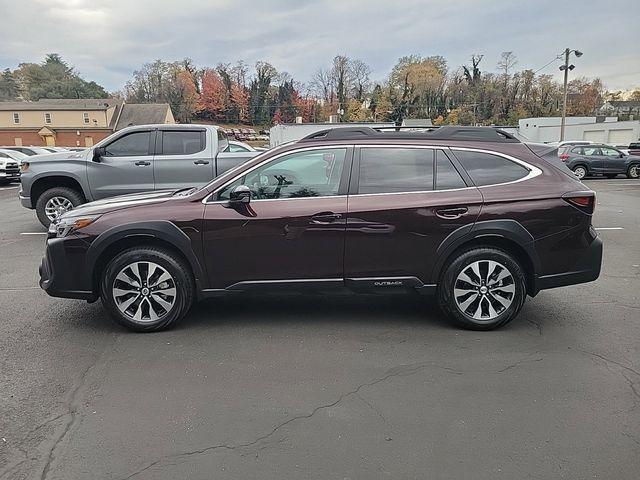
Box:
627;164;639;179
572;166;587;180
438;247;527;330
101;247;194;332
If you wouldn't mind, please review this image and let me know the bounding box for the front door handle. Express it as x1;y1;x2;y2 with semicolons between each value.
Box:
193;159;210;165
311;212;342;224
134;161;151;166
435;207;468;219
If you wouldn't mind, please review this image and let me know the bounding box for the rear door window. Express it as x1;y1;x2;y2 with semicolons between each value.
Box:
358;147;433;194
436;150;467;190
161;130;205;155
453;150;530;186
582;147;602;156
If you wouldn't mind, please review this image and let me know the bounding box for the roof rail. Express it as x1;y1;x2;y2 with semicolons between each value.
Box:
299;125;520;143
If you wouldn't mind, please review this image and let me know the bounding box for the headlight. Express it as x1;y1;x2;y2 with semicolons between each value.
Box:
48;214;101;238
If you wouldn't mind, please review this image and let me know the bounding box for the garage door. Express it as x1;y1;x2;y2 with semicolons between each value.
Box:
608;129;634;146
583;130;605;142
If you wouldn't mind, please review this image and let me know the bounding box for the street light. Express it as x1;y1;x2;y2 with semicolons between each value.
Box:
559;48;583;141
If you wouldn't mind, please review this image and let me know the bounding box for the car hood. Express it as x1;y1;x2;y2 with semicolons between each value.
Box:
27;151;82;163
64;190;177;217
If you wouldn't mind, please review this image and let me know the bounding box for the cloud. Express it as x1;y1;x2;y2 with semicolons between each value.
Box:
0;0;637;92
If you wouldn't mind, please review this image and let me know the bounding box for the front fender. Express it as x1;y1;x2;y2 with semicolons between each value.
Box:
86;220;205;294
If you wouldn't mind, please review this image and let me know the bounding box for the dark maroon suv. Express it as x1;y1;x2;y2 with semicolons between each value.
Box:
40;126;603;332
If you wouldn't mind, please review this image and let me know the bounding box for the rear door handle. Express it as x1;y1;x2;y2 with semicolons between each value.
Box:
435;207;468;219
311;212;342;224
134;161;151;166
193;159;210;165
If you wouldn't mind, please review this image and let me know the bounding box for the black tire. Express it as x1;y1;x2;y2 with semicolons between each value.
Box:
572;165;588;180
627;164;639;179
100;247;194;332
438;247;527;331
35;187;85;228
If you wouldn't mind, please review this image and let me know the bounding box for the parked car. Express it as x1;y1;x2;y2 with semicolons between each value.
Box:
19;124;260;227
1;146;54;156
0;152;20;184
628;142;640;156
0;148;29;165
224;140;256;153
559;144;640;179
40;126;602;332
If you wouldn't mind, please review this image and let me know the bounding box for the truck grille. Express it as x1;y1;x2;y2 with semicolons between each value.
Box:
3;162;19;176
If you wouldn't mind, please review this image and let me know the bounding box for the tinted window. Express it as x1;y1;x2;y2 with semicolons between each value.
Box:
583;147;602;156
162;131;204;155
601;147;620;157
218;148;346;201
358;147;433;194
105;132;150;157
570;147;583;154
436;150;466;190
454;150;529;186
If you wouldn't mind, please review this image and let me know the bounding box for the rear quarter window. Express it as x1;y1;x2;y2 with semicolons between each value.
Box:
452;150;530;186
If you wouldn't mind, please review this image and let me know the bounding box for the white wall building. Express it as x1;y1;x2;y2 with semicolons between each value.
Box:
517;117;640;146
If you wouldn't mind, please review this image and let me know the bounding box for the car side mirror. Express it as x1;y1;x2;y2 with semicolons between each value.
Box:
93;146;106;162
229;185;251;205
620;153;625;158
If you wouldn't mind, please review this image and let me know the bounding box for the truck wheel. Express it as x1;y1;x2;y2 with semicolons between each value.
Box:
36;187;85;227
438;247;527;331
100;247;194;332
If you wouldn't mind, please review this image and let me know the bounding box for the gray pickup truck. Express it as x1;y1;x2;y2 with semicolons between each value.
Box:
19;124;260;226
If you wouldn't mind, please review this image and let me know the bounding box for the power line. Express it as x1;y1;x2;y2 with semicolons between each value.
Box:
533;54;562;75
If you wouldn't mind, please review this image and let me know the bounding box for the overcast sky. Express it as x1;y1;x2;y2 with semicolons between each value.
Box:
0;0;638;92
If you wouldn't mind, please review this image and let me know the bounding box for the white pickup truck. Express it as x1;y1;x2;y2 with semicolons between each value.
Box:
19;124;261;226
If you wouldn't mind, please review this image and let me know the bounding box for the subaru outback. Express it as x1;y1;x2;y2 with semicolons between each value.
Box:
40;126;603;332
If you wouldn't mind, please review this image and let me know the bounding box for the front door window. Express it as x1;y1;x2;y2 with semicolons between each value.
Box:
217;148;347;201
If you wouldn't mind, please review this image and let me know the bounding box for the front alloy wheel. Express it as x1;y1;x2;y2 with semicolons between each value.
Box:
101;247;194;332
113;261;177;322
45;196;74;222
627;165;639;179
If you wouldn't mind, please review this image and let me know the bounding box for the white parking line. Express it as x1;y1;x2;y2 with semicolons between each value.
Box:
0;186;19;190
595;227;624;230
20;232;47;235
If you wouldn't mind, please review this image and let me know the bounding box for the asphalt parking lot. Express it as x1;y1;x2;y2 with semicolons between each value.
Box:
0;179;639;480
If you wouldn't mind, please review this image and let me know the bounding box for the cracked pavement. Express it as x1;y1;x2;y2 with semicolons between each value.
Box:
1;179;639;479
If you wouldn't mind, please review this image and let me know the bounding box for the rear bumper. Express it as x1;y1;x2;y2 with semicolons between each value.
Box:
39;238;97;301
534;235;603;292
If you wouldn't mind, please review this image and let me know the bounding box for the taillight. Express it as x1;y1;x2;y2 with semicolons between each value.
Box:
559;154;569;162
563;192;595;214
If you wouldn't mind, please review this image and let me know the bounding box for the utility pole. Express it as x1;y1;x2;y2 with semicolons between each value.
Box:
559;48;583;141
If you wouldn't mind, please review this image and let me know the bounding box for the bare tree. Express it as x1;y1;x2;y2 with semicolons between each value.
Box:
497;51;518;77
309;68;334;102
350;58;371;101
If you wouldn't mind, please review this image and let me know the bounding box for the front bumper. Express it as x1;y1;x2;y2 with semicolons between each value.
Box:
39;237;98;301
0;171;20;181
534;235;603;292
